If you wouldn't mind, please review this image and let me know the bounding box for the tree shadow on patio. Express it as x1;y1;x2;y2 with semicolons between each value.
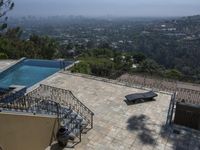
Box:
50;143;63;150
126;114;157;146
160;124;200;150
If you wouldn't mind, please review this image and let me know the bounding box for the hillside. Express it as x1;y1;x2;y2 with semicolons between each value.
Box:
3;15;200;83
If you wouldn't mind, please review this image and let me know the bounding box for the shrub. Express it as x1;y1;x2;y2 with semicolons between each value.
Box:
0;53;8;59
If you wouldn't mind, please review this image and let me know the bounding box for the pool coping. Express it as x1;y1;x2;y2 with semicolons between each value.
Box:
0;58;76;92
0;57;26;74
26;60;78;93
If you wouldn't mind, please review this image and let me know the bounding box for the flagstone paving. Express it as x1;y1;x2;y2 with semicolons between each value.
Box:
43;72;200;150
0;60;16;72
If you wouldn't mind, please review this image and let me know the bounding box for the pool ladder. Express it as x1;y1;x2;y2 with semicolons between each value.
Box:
59;61;65;70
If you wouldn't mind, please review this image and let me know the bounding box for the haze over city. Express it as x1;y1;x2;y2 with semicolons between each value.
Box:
10;0;200;17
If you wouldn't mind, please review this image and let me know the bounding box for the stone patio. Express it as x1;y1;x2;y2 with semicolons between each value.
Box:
1;59;199;150
0;60;17;72
43;72;200;150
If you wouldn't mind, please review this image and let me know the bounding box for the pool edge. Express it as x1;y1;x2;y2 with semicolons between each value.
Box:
0;57;26;74
26;61;77;93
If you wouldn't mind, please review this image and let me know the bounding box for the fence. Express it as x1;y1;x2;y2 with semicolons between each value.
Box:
27;84;94;130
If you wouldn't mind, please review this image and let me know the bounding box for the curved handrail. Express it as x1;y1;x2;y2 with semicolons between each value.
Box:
27;84;94;129
68;90;94;116
39;84;94;116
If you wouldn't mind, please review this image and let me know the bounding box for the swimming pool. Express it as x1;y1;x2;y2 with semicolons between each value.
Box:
0;59;73;88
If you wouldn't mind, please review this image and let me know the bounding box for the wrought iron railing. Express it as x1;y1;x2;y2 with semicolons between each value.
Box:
58;106;83;146
118;74;178;93
25;84;94;146
166;89;200;130
0;84;94;146
0;95;60;116
27;84;94;130
176;88;200;105
173;102;200;131
0;90;13;101
0;85;94;131
166;92;176;126
61;71;177;94
62;72;200;132
0;87;27;104
0;95;83;146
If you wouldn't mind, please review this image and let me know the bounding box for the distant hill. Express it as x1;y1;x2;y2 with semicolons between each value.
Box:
131;15;200;81
7;15;200;82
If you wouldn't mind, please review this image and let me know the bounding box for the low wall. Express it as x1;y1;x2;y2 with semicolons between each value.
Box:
0;112;59;150
174;102;200;130
23;59;73;68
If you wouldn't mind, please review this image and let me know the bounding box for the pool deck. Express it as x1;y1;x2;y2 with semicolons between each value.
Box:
43;72;200;150
0;60;17;72
1;60;200;150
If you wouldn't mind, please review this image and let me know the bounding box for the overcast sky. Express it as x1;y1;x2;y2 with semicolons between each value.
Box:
9;0;200;17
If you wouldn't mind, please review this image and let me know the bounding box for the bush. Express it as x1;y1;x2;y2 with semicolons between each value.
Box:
0;53;8;59
89;58;114;77
165;69;183;80
138;59;163;75
71;62;91;74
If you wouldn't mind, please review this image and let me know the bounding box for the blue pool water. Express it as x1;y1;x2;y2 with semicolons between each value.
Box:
0;59;73;88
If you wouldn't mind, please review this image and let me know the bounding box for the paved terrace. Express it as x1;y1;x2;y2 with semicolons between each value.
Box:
0;60;17;72
44;72;200;150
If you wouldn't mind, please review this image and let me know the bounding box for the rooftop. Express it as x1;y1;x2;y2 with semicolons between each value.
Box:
0;60;200;150
43;72;200;150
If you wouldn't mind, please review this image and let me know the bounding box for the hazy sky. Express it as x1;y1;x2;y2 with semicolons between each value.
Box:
9;0;200;17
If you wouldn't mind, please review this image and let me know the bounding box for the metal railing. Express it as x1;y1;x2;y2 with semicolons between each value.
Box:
62;72;200;132
166;89;200;131
173;102;200;131
27;84;94;130
61;71;176;95
0;84;94;130
0;87;27;104
0;95;60;116
166;92;176;126
0;84;94;146
26;84;94;146
59;60;65;70
0;95;83;146
118;74;178;93
0;90;13;101
176;88;200;105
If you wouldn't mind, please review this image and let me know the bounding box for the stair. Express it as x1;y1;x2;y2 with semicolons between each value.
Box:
0;84;94;148
57;105;91;147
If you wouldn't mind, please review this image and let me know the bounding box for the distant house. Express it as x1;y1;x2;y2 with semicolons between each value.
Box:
161;24;166;28
131;64;137;69
67;49;76;56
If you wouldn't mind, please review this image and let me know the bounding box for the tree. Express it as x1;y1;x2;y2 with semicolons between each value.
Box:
29;34;58;59
89;58;114;77
165;69;183;80
71;61;91;74
4;27;22;39
138;59;163;75
98;42;111;49
0;32;58;59
0;0;14;30
132;52;146;63
0;52;7;59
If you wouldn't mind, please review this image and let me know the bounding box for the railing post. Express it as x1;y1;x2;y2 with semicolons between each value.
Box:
169;93;176;125
63;61;65;71
91;114;94;129
56;102;61;128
